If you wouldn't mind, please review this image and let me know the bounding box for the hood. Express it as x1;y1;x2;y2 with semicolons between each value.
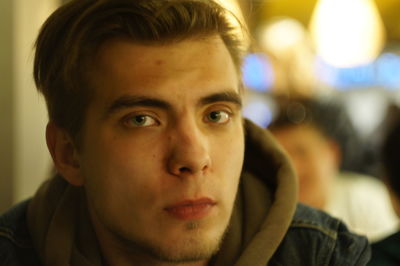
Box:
27;119;298;265
211;119;298;266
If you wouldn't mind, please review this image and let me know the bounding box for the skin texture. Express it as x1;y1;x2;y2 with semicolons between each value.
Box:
47;36;245;266
270;124;340;209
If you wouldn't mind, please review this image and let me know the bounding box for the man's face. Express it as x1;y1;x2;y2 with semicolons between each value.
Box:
271;124;338;209
76;36;244;262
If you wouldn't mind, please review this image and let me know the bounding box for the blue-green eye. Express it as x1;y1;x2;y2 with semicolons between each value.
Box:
206;111;230;124
125;115;158;127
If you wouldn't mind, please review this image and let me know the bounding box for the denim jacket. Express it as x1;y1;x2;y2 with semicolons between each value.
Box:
269;203;371;265
0;200;41;266
0;200;370;266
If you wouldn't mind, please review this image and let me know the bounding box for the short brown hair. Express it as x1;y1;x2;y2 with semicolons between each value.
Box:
34;0;246;144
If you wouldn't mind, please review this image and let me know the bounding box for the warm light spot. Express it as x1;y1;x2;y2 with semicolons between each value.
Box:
258;18;307;57
309;0;386;67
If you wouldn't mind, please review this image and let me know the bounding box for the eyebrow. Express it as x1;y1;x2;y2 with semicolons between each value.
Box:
104;96;172;118
104;90;242;117
199;91;242;108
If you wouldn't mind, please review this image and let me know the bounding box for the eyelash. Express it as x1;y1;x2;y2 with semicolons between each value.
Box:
121;108;235;128
204;110;232;124
122;114;159;128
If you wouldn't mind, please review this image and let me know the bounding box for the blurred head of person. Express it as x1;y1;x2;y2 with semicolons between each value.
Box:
268;97;354;209
381;105;400;217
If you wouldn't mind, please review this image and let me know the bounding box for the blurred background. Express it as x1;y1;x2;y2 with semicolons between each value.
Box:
238;0;400;177
1;0;400;213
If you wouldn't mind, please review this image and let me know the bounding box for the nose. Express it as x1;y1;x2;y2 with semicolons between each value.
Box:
167;121;211;178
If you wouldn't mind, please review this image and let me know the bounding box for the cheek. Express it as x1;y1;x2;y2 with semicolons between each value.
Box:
218;126;244;160
80;150;163;229
79;135;163;203
211;130;244;192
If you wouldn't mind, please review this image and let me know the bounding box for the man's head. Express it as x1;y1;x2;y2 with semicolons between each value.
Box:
268;97;347;208
36;0;246;264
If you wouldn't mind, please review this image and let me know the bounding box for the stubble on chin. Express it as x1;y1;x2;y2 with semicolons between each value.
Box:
105;218;229;265
185;221;199;230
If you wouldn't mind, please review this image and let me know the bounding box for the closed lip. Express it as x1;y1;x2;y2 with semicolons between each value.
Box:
165;197;217;208
164;197;217;220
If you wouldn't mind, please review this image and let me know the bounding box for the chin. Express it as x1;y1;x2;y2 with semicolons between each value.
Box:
145;220;228;263
150;233;222;263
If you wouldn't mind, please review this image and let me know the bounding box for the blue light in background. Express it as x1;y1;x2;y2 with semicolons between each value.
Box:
242;53;274;92
315;53;400;90
243;101;272;128
337;64;375;89
376;53;400;90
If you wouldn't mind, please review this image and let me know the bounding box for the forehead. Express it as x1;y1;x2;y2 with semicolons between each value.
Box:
89;36;240;99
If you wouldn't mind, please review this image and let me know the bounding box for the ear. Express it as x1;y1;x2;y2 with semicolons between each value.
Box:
46;122;84;186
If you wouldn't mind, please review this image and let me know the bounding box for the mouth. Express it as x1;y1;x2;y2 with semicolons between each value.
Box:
164;198;216;220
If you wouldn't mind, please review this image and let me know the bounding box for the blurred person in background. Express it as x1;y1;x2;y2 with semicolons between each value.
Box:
268;96;398;242
369;106;400;265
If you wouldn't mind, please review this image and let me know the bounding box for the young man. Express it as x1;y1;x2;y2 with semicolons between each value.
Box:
0;0;370;265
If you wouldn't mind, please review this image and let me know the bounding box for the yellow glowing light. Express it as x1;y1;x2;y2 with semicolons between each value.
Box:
258;18;307;57
309;0;386;67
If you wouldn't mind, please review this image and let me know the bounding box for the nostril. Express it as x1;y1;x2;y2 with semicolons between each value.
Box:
179;167;191;173
177;164;208;174
168;152;211;176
